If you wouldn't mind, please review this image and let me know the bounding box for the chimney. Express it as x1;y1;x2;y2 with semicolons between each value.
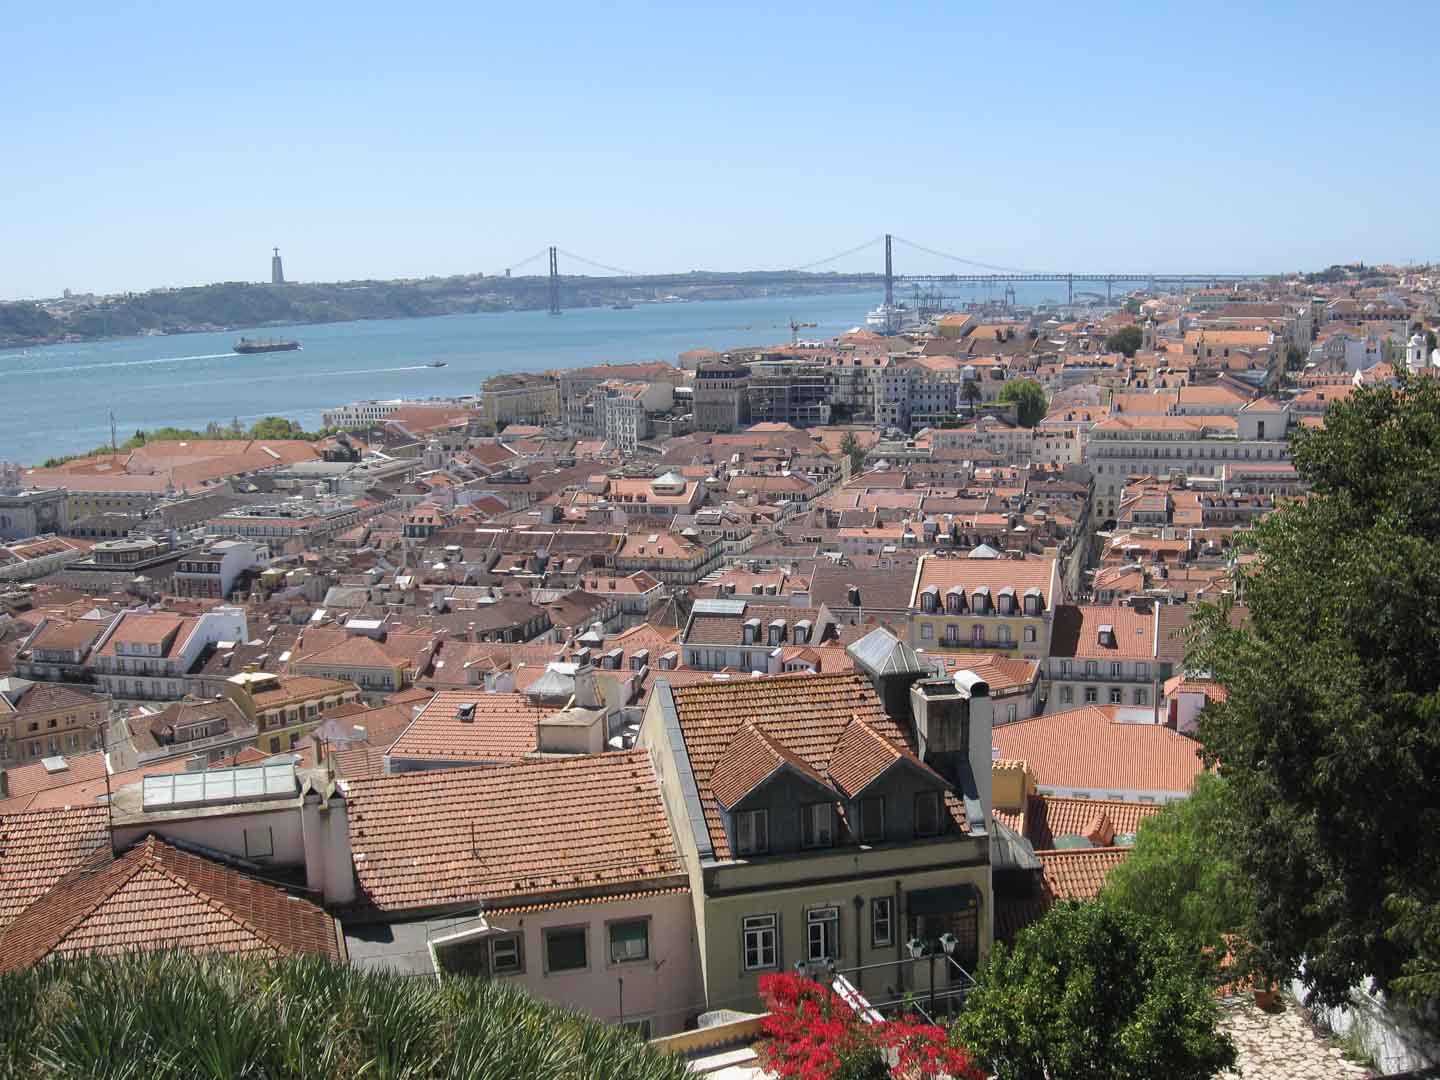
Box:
300;777;355;907
847;585;860;607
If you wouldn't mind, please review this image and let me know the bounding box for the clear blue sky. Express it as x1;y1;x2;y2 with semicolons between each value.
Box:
6;0;1437;298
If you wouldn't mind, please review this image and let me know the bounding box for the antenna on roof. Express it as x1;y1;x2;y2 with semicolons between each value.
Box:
109;410;117;456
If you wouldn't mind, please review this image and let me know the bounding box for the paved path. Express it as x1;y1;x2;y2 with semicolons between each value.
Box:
1220;995;1374;1079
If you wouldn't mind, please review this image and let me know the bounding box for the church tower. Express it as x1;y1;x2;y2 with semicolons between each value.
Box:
271;247;286;285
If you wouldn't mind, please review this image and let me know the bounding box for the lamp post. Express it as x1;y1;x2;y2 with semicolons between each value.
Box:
937;933;958;1016
906;937;927;1009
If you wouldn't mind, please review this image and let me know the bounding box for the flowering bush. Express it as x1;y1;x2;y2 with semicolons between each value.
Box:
756;973;984;1080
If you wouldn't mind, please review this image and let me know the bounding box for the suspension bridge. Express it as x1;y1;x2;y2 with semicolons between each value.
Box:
493;235;1264;312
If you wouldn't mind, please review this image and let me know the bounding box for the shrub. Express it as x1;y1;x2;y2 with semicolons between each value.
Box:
0;951;689;1080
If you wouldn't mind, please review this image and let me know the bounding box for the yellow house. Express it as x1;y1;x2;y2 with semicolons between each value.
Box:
640;632;997;1019
907;550;1059;661
222;672;361;754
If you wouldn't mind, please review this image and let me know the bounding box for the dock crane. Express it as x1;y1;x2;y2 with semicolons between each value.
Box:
790;319;817;344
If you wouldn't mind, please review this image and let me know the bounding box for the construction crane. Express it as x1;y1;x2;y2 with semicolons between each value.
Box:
790;319;817;344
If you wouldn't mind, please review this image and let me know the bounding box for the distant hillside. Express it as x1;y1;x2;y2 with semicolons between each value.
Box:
0;272;876;348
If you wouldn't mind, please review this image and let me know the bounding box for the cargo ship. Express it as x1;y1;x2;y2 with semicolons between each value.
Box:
234;337;301;354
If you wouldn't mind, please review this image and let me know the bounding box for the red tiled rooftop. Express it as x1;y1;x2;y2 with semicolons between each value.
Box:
387;690;552;762
0;835;339;971
344;749;683;913
990;706;1205;794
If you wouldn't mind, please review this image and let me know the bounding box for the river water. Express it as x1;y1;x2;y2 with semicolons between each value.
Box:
0;282;1076;464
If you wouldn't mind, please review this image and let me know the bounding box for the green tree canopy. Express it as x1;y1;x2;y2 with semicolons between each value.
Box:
953;901;1236;1080
996;379;1047;427
839;431;867;473
1103;774;1249;959
1104;325;1144;357
961;378;982;409
1191;372;1440;1006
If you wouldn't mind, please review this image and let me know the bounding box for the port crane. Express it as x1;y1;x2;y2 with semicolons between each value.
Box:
790;319;817;344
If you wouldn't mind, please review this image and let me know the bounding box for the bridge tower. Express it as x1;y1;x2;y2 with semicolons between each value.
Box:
1066;273;1074;306
548;247;561;316
884;233;894;309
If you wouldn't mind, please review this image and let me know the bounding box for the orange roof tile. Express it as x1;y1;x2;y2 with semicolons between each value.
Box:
0;836;338;971
990;706;1205;794
665;673;964;859
0;807;110;932
710;723;833;809
1037;847;1130;901
387;690;553;763
344;749;683;913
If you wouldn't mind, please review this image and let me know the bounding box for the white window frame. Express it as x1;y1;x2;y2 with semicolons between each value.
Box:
801;803;834;849
806;906;839;964
871;897;894;948
491;933;524;975
743;914;778;972
735;809;769;856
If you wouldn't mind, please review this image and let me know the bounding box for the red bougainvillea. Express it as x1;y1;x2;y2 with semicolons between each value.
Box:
756;973;985;1080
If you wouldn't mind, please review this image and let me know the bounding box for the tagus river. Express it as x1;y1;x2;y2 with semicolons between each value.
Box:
0;283;1072;464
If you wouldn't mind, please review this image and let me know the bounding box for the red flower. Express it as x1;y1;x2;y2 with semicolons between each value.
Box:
756;975;985;1080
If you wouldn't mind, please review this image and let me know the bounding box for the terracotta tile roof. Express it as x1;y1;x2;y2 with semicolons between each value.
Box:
990;706;1205;794
1163;675;1228;703
344;749;682;913
487;885;690;918
665;673;963;859
386;690;553;763
1019;795;1162;851
7;682;106;716
711;723;833;809
28;620;106;652
827;716;943;799
96;613;192;657
1038;847;1130;901
0;807;110;932
330;746;389;780
0;836;338;971
1049;604;1157;660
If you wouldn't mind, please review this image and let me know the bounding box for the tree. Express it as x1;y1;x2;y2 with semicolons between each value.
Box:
248;416;302;440
1427;329;1437;354
1285;343;1308;371
1189;372;1440;1006
1104;774;1249;959
953;902;1236;1080
997;379;1047;427
839;431;867;474
961;378;982;413
1104;325;1144;357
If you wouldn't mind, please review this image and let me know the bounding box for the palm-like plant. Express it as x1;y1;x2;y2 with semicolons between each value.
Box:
1;952;691;1080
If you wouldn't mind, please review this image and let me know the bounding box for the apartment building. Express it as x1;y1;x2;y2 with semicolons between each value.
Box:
692;359;751;432
480;373;560;428
0;679;107;763
171;540;271;600
680;600;837;673
340;751;699;1037
1045;602;1171;714
907;549;1060;661
89;607;249;700
223;672;362;754
1086;399;1292;520
641;650;996;1015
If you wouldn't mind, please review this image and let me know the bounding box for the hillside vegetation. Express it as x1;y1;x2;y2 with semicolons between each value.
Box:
0;952;689;1080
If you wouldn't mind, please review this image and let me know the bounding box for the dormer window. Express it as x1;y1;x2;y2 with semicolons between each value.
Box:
1098;623;1116;647
735;809;769;855
921;586;939;613
945;588;965;614
801;803;834;849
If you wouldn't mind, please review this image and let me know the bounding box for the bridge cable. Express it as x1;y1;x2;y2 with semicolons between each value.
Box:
495;248;549;275
890;235;1039;275
554;249;641;277
782;236;886;273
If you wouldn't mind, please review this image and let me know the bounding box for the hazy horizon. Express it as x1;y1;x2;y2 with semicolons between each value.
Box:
7;0;1438;300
